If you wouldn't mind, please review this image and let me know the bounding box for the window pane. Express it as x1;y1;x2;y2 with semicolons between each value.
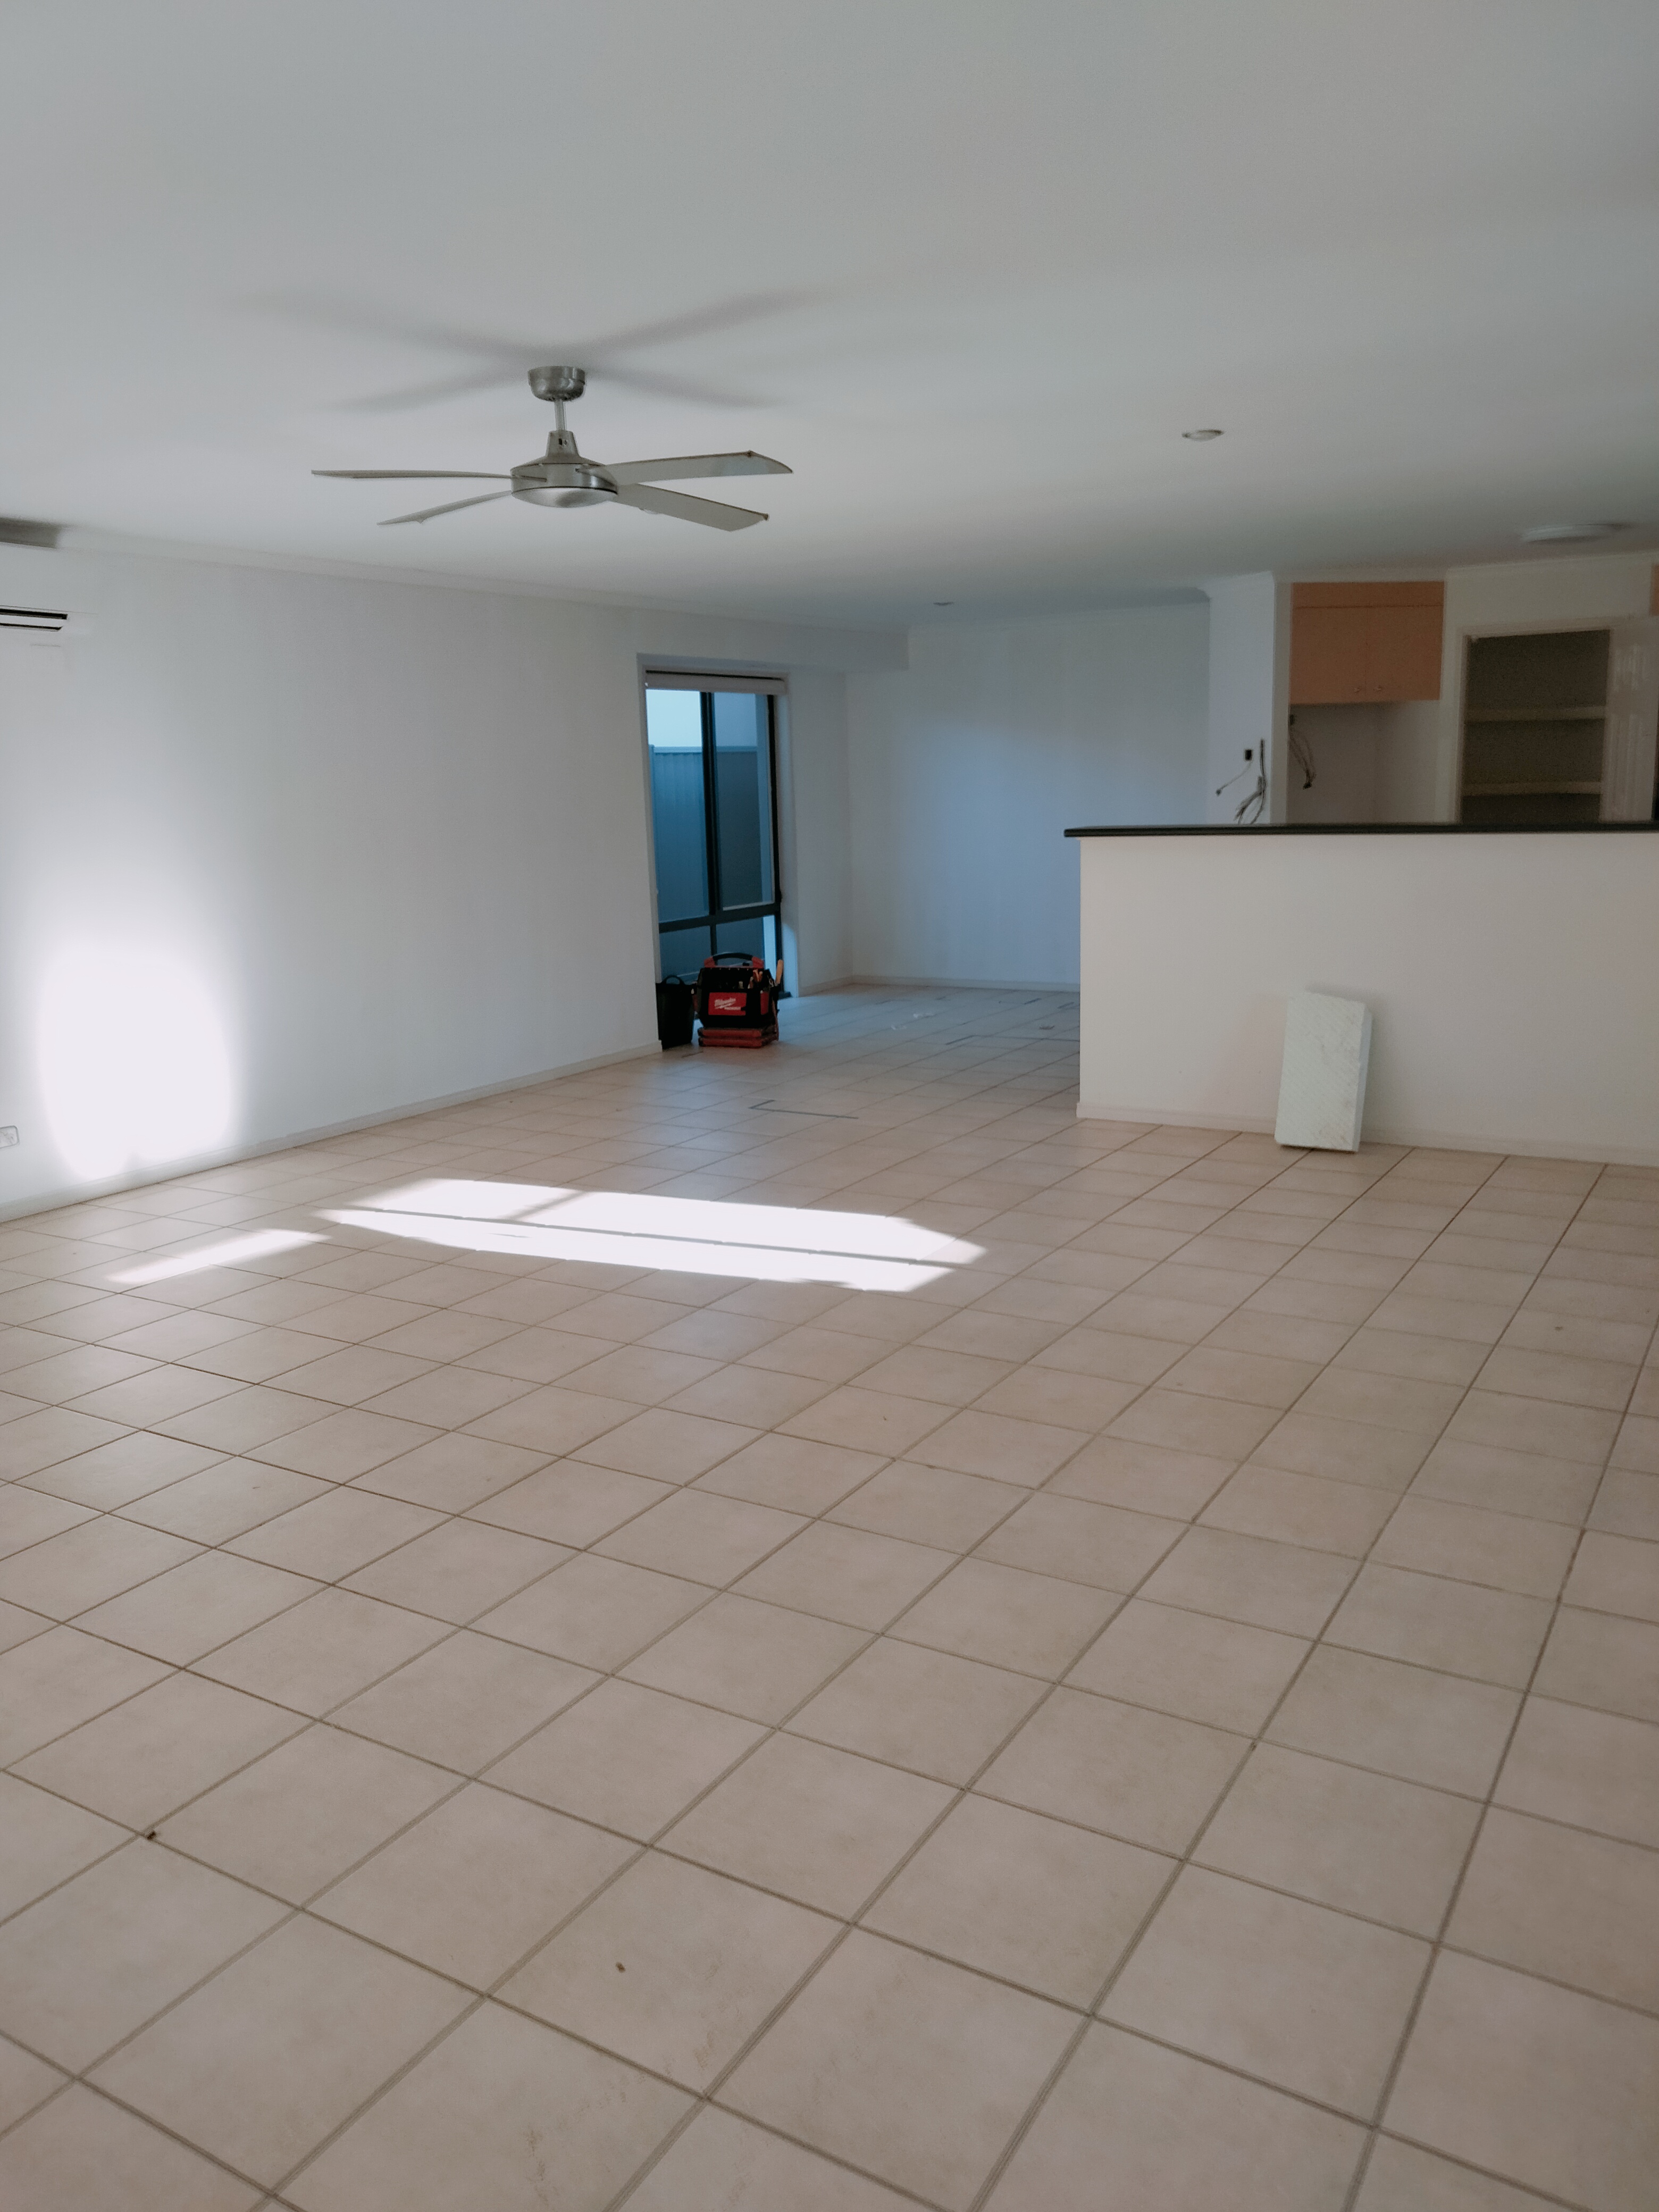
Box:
658;923;711;978
710;692;774;910
714;918;767;961
647;690;708;923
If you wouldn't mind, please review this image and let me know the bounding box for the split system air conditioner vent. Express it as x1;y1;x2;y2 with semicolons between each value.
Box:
0;606;70;633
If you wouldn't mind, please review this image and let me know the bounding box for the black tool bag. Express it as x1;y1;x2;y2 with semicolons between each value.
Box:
655;975;696;1049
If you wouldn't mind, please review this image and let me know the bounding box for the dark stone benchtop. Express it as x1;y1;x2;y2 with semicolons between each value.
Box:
1065;822;1659;837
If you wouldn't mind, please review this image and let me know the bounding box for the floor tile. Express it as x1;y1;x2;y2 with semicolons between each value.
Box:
1385;1950;1659;2212
986;2024;1363;2212
314;1782;631;1985
0;1486;97;1560
1406;1433;1601;1522
1371;1497;1577;1599
1447;1805;1659;2012
501;1850;836;2090
345;1518;568;1621
624;2106;915;2212
0;2037;64;2135
15;1670;305;1829
1067;1598;1307;1732
21;1429;223;1509
1196;1743;1479;1937
829;1460;1024;1549
479;1552;707;1668
350;1432;546;1512
1532;1605;1659;1723
576;1406;758;1482
155;1385;330;1454
1050;1433;1234;1518
694;1431;886;1514
245;1406;439;1480
1108;1387;1280;1462
0;1624;171;1765
1268;1647;1521;1796
0;1515;200;1620
195;1587;448;1714
0;1406;130;1481
1326;1563;1553;1688
467;1461;671;1546
1136;1526;1355;1636
734;1520;953;1628
1495;1695;1659;1846
0;2084;261;2212
624;1592;867;1723
0;1842;284;2069
91;1914;470;2188
1102;1864;1428;2115
1250;1409;1431;1489
978;1687;1245;1851
329;1628;596;1770
1563;1529;1659;1621
908;1406;1090;1486
158;1722;455;1900
664;1732;952;1914
1354;2135;1557;2212
866;1793;1170;2005
118;1457;331;1543
974;1489;1183;1590
465;1382;645;1456
891;1556;1117;1677
73;1549;319;1664
722;1930;1076;2211
782;1384;952;1458
486;1679;764;1837
788;1635;1042;1782
0;1771;128;1919
285;2000;689;2212
596;1487;805;1583
1200;1464;1397;1556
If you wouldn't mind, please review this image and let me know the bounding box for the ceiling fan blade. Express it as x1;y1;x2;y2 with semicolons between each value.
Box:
606;452;792;487
612;484;767;531
380;492;514;526
313;470;511;481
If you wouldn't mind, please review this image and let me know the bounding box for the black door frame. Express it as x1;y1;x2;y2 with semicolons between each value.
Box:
652;689;782;974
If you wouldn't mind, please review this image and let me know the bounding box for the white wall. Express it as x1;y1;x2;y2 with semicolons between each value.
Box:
0;541;893;1215
1204;573;1288;825
844;603;1209;990
1077;829;1659;1163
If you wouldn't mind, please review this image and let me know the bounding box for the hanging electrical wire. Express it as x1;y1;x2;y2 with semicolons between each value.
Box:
1288;713;1317;791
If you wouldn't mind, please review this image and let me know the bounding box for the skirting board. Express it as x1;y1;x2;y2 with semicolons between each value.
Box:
1076;1100;1659;1170
0;1040;663;1225
850;973;1077;993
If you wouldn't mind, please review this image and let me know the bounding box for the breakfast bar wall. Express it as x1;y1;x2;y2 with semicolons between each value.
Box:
1071;824;1659;1166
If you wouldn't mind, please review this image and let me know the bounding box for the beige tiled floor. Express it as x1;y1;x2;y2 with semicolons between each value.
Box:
0;983;1656;2211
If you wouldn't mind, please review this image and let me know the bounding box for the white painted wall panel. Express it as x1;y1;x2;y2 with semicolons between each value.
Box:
0;544;885;1213
1078;830;1659;1164
845;604;1209;988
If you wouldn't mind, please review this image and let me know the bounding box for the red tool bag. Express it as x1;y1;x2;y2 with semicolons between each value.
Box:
693;952;781;1049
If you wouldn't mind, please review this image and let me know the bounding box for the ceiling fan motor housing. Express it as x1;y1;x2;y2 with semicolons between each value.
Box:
512;429;617;505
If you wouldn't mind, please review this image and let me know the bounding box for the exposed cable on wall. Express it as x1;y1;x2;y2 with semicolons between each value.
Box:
1288;713;1317;790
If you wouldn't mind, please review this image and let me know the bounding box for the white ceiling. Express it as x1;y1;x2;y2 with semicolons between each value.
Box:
5;0;1657;626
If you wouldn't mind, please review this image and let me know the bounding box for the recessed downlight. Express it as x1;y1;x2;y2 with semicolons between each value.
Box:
1182;428;1224;441
1519;521;1627;543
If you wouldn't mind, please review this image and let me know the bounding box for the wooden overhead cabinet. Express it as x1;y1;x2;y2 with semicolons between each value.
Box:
1290;582;1445;704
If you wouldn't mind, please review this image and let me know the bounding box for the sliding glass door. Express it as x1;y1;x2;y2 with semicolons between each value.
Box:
646;681;781;978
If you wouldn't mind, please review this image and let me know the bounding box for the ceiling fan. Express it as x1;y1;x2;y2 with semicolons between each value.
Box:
313;366;790;531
